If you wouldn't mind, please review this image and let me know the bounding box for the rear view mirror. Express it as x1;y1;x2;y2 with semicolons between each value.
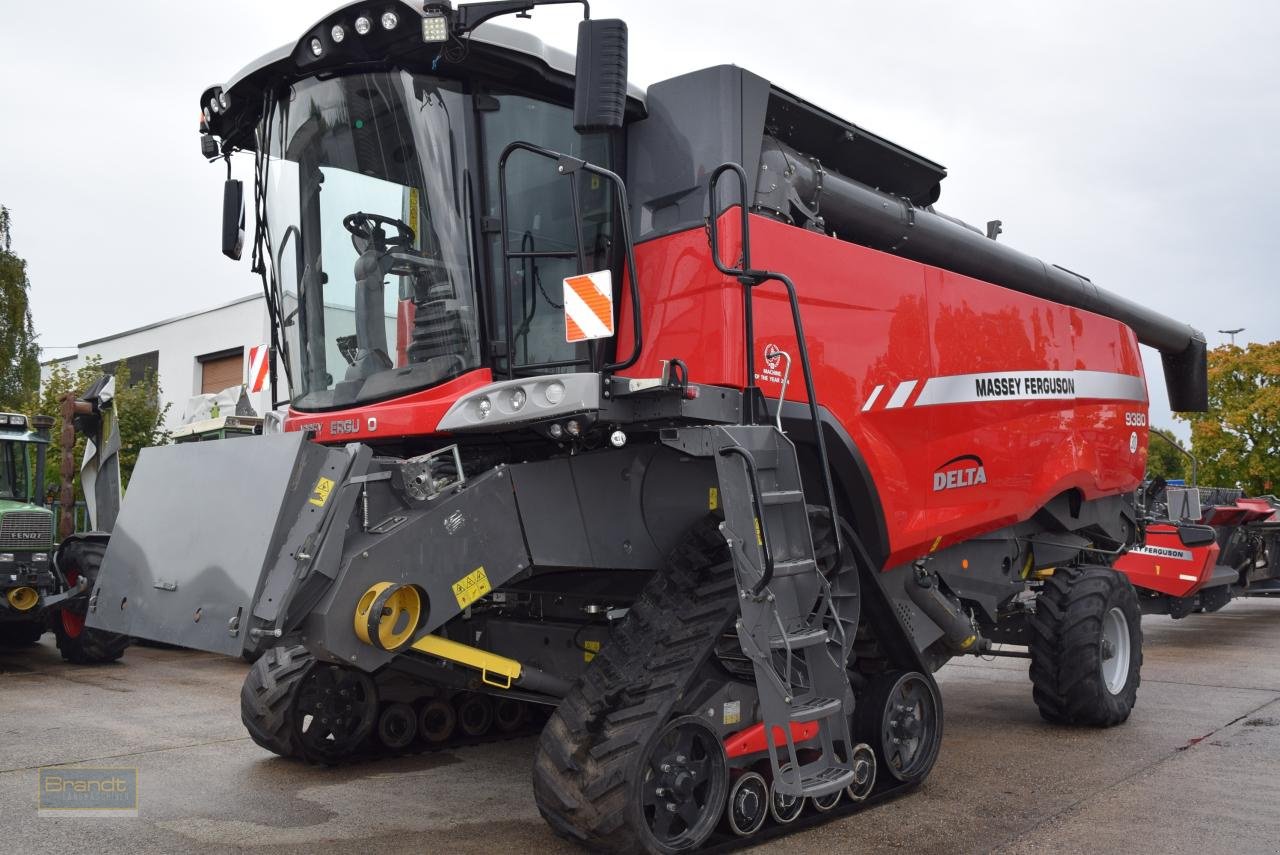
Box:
222;178;245;260
573;18;627;133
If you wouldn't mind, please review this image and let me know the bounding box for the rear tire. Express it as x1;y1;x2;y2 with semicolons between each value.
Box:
53;539;129;664
1030;565;1142;726
0;621;45;646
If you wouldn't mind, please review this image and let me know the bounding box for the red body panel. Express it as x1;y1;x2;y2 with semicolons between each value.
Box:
1202;500;1277;527
1115;524;1220;598
618;215;1149;569
723;721;820;760
282;368;494;442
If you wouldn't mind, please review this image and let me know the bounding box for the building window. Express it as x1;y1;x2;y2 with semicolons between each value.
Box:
197;347;244;394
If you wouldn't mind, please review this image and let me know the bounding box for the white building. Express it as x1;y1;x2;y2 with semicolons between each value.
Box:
40;294;276;431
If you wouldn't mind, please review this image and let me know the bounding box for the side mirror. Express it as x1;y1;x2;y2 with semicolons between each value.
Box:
1177;524;1217;547
222;178;245;260
573;18;627;133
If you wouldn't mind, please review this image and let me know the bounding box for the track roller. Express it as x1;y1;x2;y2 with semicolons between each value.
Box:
768;763;807;824
377;702;418;750
419;698;457;744
494;697;527;733
723;771;768;837
845;743;877;801
455;692;494;737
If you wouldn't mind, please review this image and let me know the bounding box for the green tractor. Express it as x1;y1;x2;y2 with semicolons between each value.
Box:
0;407;127;663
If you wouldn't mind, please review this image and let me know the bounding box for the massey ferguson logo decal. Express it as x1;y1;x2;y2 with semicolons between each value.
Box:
1129;544;1193;561
974;375;1075;398
933;454;988;492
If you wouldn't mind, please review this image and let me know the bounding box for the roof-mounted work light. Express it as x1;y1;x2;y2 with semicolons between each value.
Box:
422;3;452;41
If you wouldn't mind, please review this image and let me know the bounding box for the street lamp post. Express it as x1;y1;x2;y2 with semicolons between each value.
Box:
1218;327;1245;346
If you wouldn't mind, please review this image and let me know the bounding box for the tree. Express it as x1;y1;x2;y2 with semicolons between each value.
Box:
1145;427;1189;482
0;206;41;410
26;357;170;500
1178;341;1280;495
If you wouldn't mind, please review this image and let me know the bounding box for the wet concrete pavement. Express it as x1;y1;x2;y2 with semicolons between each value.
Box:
2;599;1279;854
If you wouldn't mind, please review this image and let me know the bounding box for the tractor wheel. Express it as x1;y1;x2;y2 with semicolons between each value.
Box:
53;539;129;665
856;670;942;785
0;620;45;646
1030;565;1142;726
532;515;739;853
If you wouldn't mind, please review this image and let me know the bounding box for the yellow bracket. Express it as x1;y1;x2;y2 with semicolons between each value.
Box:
412;634;523;690
354;582;424;651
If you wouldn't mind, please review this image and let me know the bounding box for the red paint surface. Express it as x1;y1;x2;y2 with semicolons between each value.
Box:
618;214;1149;569
723;720;820;759
1115;523;1219;598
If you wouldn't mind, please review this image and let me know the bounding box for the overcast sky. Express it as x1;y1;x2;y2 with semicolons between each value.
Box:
2;1;1276;434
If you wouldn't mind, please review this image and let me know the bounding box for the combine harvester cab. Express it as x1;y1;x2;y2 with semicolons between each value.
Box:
88;1;1210;850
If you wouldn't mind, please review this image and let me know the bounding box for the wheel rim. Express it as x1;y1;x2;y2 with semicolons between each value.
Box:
456;693;494;737
812;788;842;812
639;716;727;849
881;673;940;781
725;771;768;837
768;763;806;824
1101;606;1131;695
60;568;85;638
293;662;377;760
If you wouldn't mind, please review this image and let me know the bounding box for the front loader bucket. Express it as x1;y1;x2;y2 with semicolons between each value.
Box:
85;433;350;657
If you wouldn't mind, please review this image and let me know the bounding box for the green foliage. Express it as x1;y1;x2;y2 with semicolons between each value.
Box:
1145;427;1188;482
0;206;41;410
26;357;170;500
1178;341;1280;495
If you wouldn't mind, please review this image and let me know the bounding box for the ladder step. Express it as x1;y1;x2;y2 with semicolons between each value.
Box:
760;489;805;506
798;766;857;796
788;696;843;722
771;558;818;578
768;626;829;649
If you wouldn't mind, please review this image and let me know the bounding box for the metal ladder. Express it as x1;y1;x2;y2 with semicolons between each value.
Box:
705;163;859;798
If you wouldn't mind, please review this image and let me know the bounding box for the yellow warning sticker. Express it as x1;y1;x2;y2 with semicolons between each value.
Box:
452;566;491;609
708;487;719;511
309;476;335;507
754;518;763;546
582;639;601;663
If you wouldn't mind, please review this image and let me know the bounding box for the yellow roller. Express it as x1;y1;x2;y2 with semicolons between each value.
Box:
353;582;424;651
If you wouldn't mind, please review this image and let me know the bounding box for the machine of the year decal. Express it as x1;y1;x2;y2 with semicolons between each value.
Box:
86;1;1209;850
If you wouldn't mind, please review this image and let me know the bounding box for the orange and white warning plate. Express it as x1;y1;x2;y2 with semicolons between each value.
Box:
563;270;615;343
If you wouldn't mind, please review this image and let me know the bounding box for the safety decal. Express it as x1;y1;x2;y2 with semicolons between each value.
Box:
309;476;335;507
563;270;615;342
861;370;1148;411
723;699;742;726
247;344;270;393
708;487;720;511
582;639;601;663
452;566;492;609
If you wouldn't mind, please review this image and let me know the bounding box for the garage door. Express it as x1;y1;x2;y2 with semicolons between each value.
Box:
200;350;244;394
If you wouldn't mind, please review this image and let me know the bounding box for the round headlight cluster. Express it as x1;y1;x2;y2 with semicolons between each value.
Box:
354;15;372;34
309;37;324;57
331;24;346;43
381;11;399;30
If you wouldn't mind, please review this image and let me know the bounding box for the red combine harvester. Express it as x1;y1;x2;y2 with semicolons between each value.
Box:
1118;484;1280;617
85;1;1209;850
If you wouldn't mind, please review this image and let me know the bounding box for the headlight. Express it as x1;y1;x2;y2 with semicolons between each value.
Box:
381;11;399;30
509;388;527;412
309;37;323;57
331;24;346;43
354;15;372;35
0;554;13;563
32;553;48;563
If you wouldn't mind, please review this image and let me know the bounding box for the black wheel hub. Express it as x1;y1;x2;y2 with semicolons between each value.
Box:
640;717;727;848
293;662;377;761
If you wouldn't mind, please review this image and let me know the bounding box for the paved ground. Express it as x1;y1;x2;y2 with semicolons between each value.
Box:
2;600;1279;854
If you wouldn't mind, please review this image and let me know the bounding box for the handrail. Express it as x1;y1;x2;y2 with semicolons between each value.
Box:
707;163;844;560
496;141;643;378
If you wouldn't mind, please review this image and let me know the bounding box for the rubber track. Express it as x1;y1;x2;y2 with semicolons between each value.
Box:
532;516;741;853
241;644;545;764
1028;565;1142;726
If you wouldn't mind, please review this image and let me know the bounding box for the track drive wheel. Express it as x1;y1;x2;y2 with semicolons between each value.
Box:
532;515;739;853
857;670;942;785
241;644;378;763
53;539;129;664
1029;565;1142;726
